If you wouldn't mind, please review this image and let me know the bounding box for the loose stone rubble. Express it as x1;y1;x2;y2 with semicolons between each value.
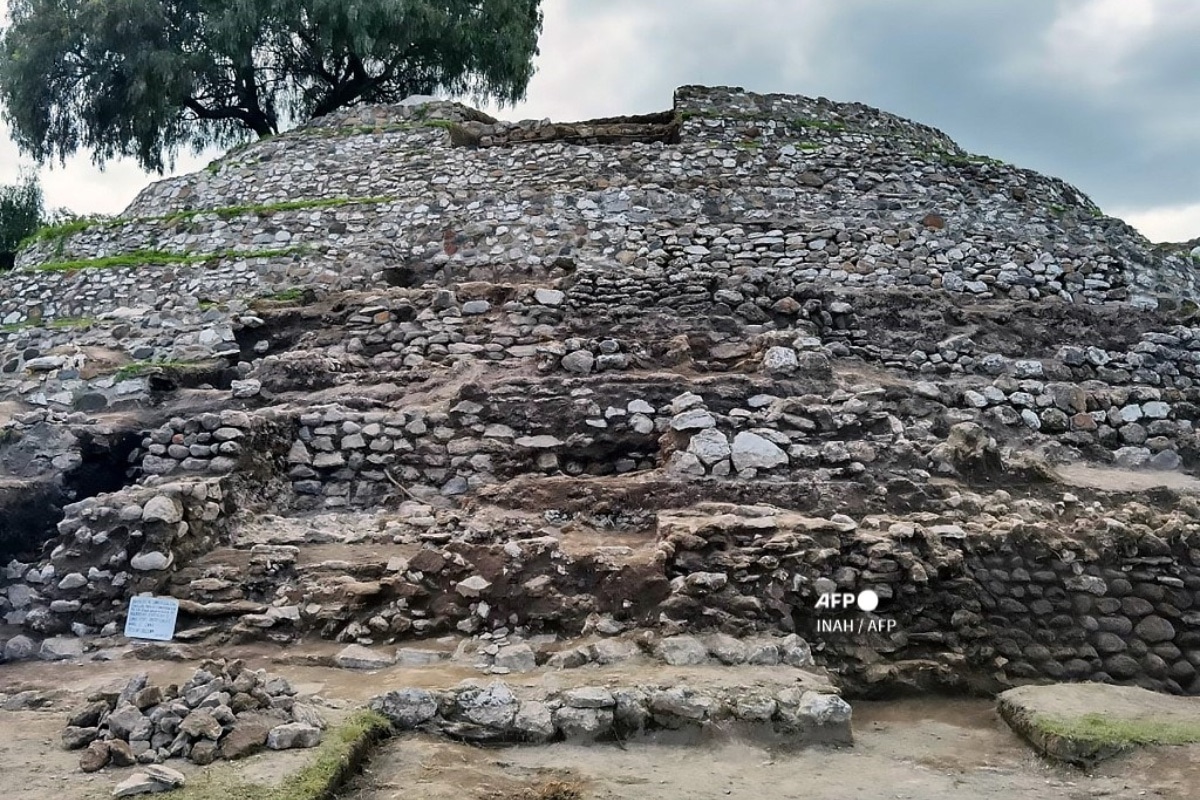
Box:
62;659;324;770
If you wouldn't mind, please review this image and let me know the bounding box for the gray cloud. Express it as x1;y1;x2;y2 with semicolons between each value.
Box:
1;0;1197;240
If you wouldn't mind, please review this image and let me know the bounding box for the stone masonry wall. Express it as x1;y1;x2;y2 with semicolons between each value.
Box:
1;409;290;636
656;504;1200;695
5;477;236;637
10;87;1197;331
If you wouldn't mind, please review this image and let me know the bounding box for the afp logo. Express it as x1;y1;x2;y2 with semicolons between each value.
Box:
814;589;880;612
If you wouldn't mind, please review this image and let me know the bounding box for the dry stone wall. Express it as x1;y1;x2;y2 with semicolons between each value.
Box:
7;477;235;637
3;84;1197;422
3;84;1200;705
11;88;1197;323
369;678;852;745
656;503;1200;695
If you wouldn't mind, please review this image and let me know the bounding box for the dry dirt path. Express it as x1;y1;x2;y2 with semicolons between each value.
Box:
348;698;1200;800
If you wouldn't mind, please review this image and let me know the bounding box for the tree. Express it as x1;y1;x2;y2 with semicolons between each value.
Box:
0;173;43;271
0;0;543;173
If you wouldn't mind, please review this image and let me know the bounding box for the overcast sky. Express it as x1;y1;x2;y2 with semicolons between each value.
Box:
1;0;1197;242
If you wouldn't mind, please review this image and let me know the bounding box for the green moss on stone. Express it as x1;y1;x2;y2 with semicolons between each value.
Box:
1033;713;1200;748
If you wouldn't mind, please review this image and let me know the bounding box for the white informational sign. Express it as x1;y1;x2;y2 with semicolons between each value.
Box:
124;596;180;641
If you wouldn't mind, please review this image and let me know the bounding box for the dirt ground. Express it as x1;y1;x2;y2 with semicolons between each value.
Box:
0;651;348;800
4;650;1200;800
1054;463;1200;494
348;699;1200;800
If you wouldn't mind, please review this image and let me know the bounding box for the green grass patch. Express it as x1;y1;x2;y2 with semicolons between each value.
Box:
268;710;390;800
113;359;208;381
250;286;316;310
34;246;311;273
424;118;456;129
266;287;306;302
161;196;393;225
20;195;398;253
0;316;91;334
36;249;204;272
167;710;391;800
18;215;117;250
48;316;95;330
789;116;849;133
1033;713;1200;748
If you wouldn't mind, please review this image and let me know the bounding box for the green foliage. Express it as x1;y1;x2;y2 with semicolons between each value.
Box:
37;249;206;272
0;0;544;173
250;286;315;310
0;173;43;263
47;316;95;330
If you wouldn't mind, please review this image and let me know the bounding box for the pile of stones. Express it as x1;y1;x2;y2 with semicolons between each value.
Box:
62;659;324;771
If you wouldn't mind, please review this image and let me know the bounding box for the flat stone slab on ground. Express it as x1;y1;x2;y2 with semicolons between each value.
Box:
998;683;1200;766
334;644;394;670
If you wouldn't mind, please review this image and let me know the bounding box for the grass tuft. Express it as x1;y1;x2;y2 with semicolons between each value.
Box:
36;249;206;272
264;287;306;303
18;195;398;255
